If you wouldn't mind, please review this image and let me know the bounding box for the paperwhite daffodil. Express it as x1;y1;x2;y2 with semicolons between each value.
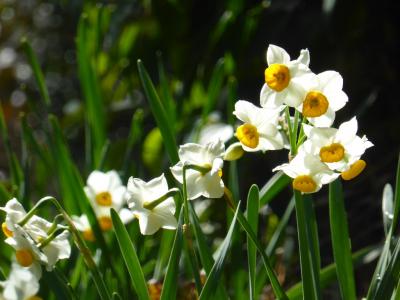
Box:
296;71;348;127
72;215;95;242
273;151;339;194
126;174;178;235
260;44;316;108
84;170;128;231
300;117;373;179
233;100;286;152
0;263;40;300
171;140;225;200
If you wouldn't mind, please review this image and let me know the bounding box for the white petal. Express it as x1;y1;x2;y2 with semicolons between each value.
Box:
260;84;285;108
119;208;135;224
86;170;111;194
233;100;259;123
336;117;358;144
318;71;343;91
325;90;348;111
170;162;184;184
296;48;310;66
307;107;336;127
266;44;290;65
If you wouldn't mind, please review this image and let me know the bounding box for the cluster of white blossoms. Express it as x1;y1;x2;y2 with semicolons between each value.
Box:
233;44;373;193
1;198;71;300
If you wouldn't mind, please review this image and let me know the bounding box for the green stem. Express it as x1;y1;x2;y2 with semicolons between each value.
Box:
182;166;203;292
46;214;66;235
38;227;67;249
285;107;296;157
143;188;179;210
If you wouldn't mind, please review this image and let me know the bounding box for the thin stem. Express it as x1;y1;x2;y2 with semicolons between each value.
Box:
38;227;66;249
18;197;55;226
46;214;66;235
285;107;296;157
143;188;179;210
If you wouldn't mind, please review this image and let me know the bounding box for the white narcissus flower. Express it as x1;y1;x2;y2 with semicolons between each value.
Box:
72;215;95;242
84;170;128;231
260;44;316;108
171;140;225;200
296;71;348;127
126;174;177;235
273;151;339;194
233;100;286;152
0;263;40;300
300;117;373;179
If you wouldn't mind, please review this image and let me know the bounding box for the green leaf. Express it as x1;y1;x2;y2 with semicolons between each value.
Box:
77;14;106;168
287;246;379;299
382;183;394;236
294;191;321;300
111;209;150;300
246;185;259;300
392;153;400;236
202;59;225;121
160;208;183;300
259;172;291;206
329;179;356;300
199;202;240;300
137;60;179;164
189;203;229;299
233;205;288;299
21;38;51;107
157;52;176;127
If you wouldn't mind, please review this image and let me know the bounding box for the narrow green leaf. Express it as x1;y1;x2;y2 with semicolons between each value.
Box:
287;246;379;299
77;14;106;168
256;196;295;295
294;191;321;300
329;179;357;300
246;185;259;300
160;208;183;300
199;202;240;299
111;209;150;300
392;153;400;234
370;238;400;300
234;206;288;299
189;203;229;299
137;59;179;164
21;38;51;107
202;59;225;120
259;172;291;206
382;183;394;236
157;52;176;126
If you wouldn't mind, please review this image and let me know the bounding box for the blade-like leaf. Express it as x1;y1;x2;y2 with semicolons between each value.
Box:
77;14;106;168
234;206;288;299
137;59;179;164
294;191;321;300
246;185;259;300
199;202;240;299
287;246;379;299
329;179;356;300
111;209;150;300
21;38;51;107
160;208;183;300
259;172;291;206
382;183;394;236
202;59;225;121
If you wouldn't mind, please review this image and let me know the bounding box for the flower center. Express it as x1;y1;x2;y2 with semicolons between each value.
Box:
319;143;345;163
83;229;95;242
98;216;113;231
292;175;317;193
96;192;113;206
302;91;329;117
264;64;290;92
236;123;259;149
218;169;223;178
341;160;366;180
15;249;34;267
2;222;13;238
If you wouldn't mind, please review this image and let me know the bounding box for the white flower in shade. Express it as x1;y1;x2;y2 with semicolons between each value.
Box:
171;140;225;200
273;151;339;194
300;117;373;179
84;170;128;231
5;225;46;279
72;215;94;242
126;174;177;235
0;263;40;300
296;71;348;127
198;122;234;145
233;100;286;152
260;44;316;108
0;198;43;239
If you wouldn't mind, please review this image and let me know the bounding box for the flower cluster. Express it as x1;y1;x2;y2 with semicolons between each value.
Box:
1;198;71;300
233;44;373;193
